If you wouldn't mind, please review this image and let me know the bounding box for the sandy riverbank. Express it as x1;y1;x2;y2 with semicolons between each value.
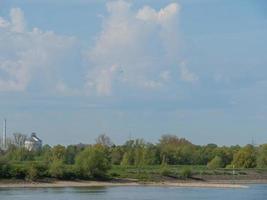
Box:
0;180;251;189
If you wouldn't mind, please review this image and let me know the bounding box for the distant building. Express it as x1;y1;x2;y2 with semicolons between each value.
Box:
24;133;42;151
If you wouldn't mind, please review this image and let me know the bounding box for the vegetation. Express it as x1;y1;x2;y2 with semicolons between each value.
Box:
257;144;267;168
207;156;224;169
75;145;111;179
180;167;192;179
0;134;267;182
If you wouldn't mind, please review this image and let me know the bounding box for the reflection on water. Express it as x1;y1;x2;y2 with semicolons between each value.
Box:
0;185;267;200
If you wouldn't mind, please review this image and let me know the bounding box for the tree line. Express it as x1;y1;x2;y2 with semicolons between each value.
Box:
0;134;267;181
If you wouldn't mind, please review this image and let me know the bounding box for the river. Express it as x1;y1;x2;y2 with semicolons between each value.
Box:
0;185;266;200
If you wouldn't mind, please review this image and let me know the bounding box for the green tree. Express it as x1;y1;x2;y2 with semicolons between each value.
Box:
160;162;172;176
257;144;267;168
232;145;257;168
121;152;134;166
134;139;146;166
65;145;78;164
40;144;52;162
207;156;224;169
180;167;192;179
111;146;123;165
75;145;111;178
195;144;218;165
159;135;193;165
9;164;27;179
49;159;65;179
6;146;34;161
144;143;160;165
213;147;234;167
120;140;135;166
51;145;66;162
0;158;10;178
26;164;39;181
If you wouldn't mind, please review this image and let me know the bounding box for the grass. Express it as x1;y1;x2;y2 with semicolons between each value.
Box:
109;165;205;181
108;165;267;182
3;161;267;182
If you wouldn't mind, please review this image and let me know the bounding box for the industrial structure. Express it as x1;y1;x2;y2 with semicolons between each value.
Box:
1;119;7;150
1;119;42;151
24;133;42;151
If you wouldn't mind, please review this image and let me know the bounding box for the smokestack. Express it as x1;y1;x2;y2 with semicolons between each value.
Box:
2;119;6;149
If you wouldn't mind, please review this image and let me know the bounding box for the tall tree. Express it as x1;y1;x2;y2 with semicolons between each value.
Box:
257;144;267;168
13;133;27;148
75;145;111;178
232;145;257;168
95;134;113;147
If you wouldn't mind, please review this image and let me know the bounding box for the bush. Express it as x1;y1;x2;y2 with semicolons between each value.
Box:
232;145;256;168
160;164;172;176
9;164;27;179
257;144;267;168
180;167;192;179
26;164;39;181
49;159;65;179
0;160;11;178
109;172;120;177
207;156;224;169
75;145;111;179
62;165;77;180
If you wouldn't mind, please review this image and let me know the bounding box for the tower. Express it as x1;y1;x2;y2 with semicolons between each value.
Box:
2;119;6;149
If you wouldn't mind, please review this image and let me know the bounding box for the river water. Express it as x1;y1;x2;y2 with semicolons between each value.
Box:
0;185;266;200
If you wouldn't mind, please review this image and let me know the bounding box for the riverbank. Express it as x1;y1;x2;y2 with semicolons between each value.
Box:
0;179;254;189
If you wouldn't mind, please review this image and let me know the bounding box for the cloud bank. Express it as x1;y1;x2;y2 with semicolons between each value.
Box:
0;2;198;96
85;0;197;96
0;8;77;93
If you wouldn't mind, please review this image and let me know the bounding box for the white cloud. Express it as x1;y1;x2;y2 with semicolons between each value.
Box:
0;3;198;96
55;81;81;96
179;62;199;83
86;64;120;96
86;1;183;96
0;17;9;28
142;80;163;89
136;3;180;24
0;56;30;91
160;70;171;82
10;8;26;32
0;8;78;93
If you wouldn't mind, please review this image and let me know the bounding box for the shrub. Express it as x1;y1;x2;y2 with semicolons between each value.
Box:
160;164;172;176
180;167;192;179
9;164;27;179
207;156;224;169
0;160;11;178
257;144;267;168
109;172;120;177
26;164;39;181
62;165;77;180
232;145;257;168
49;159;65;179
75;145;111;179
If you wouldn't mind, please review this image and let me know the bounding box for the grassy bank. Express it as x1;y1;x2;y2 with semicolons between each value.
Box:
2;160;267;182
108;165;267;182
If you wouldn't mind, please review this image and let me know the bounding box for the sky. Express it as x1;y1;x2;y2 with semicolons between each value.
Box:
0;0;267;146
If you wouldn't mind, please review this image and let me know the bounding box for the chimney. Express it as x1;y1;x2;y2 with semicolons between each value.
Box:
2;119;6;149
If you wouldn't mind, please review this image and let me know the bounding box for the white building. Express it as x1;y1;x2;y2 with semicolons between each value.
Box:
24;133;42;151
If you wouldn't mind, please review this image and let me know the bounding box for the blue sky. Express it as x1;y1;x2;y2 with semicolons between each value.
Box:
0;0;267;146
